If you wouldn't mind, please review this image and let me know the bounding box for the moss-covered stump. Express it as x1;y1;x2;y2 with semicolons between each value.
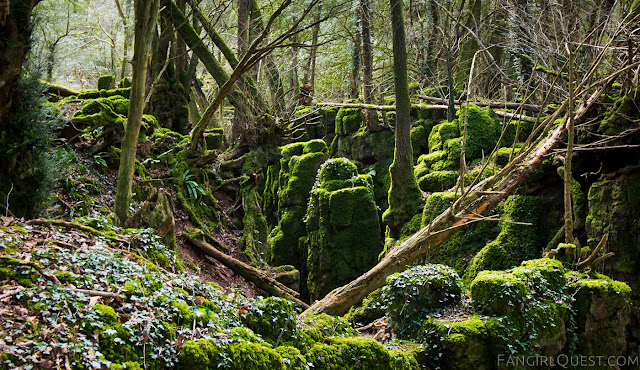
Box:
569;273;631;357
463;195;560;283
305;158;383;301
266;140;328;271
382;264;463;338
127;188;176;248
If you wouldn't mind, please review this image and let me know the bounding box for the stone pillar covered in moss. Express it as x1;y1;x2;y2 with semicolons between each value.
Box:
265;140;328;271
305;158;383;301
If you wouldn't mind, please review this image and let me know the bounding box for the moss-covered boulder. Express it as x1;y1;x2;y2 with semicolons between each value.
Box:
585;171;640;287
382;264;463;338
428;122;459;153
307;337;419;370
97;74;115;90
418;314;492;370
570;273;631;356
305;158;383;300
417;170;458;192
470;270;527;316
463;195;561;283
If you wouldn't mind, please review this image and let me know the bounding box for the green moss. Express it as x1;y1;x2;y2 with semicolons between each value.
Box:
299;313;357;342
343;288;384;326
335;107;364;135
428;122;459;153
97;75;116;90
421;192;455;227
469;270;527;315
227;341;285;370
303;139;327;154
92;304;118;323
306;166;383;299
417;170;458;192
569;274;631;356
418;314;491;370
178;339;218;369
597;94;638;136
512;258;566;291
240;185;269;264
268;148;327;269
241;297;302;347
463;195;560;283
585;172;640;275
410;124;428;158
275;346;307;370
382;264;462;338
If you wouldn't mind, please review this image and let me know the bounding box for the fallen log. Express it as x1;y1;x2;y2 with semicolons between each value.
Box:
183;234;309;309
301;83;608;317
416;95;545;113
43;81;80;97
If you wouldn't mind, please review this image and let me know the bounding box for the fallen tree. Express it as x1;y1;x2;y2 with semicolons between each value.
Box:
183;232;310;309
416;94;545;113
301;82;610;317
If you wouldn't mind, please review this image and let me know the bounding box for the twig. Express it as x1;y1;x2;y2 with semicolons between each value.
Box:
65;288;126;301
577;234;608;270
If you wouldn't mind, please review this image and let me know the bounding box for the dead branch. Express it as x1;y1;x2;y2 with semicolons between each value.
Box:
183;234;309;309
416;95;545;113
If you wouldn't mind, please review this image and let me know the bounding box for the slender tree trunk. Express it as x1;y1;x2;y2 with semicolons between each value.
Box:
361;0;379;131
382;0;423;239
233;0;251;140
114;0;160;225
564;44;574;244
350;9;361;99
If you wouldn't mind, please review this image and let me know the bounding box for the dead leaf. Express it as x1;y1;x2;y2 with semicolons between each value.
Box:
88;296;100;307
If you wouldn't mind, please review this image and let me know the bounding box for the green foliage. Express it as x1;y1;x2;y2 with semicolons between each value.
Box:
381;264;462;338
0;73;66;218
241;297;305;348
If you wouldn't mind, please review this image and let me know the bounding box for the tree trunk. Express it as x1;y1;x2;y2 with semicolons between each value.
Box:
233;0;250;140
349;11;361;100
302;83;609;317
0;0;41;122
162;0;251;119
114;0;160;225
382;0;422;239
563;44;574;244
361;0;379;131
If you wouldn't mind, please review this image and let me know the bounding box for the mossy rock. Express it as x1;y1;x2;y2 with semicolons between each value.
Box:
418;314;492;370
241;297;302;347
178;339;218;369
585;171;640;278
569;274;631;356
597;94;638;136
268;147;327;269
382;264;463;338
335;107;364;135
410;124;428;158
307;337;418;370
417;170;458;192
343;288;385;326
299;313;358;342
306;168;383;300
421;192;455;227
512;258;566;292
428;122;459;153
97;74;115;90
273;265;300;292
463;195;560;283
226;341;285;370
470;270;527;316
